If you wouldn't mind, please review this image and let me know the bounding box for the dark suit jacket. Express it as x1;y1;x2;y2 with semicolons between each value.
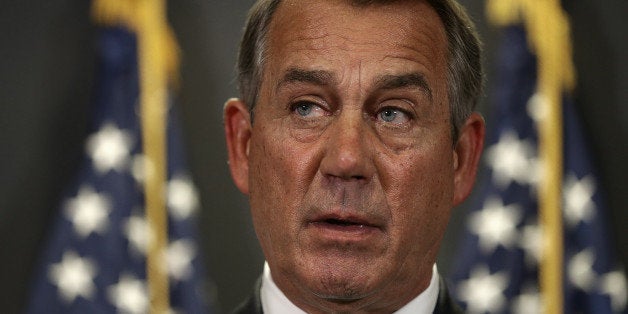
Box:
232;276;463;313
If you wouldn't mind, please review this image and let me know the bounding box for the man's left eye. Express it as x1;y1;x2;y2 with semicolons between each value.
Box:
377;107;410;124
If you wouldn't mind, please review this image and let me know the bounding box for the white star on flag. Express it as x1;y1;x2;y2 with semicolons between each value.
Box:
457;265;509;313
485;130;538;188
64;186;111;238
511;284;542;314
448;11;626;313
564;173;596;226
25;14;210;312
168;174;200;221
107;274;148;314
165;239;197;282
130;153;158;185
469;196;522;253
519;223;543;266
131;154;147;184
526;93;549;123
86;123;133;174
599;270;628;312
123;214;154;256
568;249;597;292
48;251;97;303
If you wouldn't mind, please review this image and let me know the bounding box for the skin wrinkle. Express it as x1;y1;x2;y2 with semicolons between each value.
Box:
240;0;484;140
279;68;336;90
276;66;440;152
373;73;433;102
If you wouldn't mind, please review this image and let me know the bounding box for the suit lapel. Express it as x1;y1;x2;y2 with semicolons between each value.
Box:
231;277;263;314
434;276;464;314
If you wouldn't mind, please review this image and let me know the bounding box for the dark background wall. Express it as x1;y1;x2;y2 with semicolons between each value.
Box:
1;1;626;313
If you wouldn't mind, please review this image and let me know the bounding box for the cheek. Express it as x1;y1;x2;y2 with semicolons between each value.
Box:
381;144;454;243
248;131;314;201
248;135;292;213
246;125;318;245
383;142;454;203
247;138;294;261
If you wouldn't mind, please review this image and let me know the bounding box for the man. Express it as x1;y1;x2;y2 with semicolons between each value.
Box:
224;0;485;312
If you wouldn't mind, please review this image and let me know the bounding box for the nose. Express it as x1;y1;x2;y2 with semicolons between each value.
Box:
319;110;374;183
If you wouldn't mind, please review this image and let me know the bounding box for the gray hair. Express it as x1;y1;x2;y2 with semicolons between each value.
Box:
236;0;483;140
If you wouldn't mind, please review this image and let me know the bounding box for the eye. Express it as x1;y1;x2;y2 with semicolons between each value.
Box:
377;107;411;124
295;102;313;116
291;101;326;118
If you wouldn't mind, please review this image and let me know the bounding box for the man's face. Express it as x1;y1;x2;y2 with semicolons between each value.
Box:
225;0;483;312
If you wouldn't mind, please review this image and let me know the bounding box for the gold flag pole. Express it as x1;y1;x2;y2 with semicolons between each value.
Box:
137;0;169;312
92;0;180;312
486;1;576;313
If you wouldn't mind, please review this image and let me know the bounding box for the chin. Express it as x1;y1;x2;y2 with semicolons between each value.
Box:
313;279;372;301
298;254;384;301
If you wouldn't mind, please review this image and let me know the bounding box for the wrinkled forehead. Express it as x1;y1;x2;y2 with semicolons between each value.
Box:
267;0;447;49
262;0;448;93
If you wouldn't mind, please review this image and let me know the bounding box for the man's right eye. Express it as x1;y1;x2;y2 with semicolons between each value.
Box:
291;101;325;118
295;102;313;116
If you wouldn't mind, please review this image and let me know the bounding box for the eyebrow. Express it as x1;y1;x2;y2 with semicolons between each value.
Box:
374;73;433;102
277;68;335;90
276;68;433;101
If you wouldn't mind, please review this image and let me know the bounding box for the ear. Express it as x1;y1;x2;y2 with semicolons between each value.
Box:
452;112;485;206
224;98;252;195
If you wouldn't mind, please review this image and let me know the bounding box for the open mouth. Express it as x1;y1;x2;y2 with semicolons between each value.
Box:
308;214;380;235
321;218;366;227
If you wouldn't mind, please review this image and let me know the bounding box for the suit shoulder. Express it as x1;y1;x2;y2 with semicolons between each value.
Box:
231;277;263;314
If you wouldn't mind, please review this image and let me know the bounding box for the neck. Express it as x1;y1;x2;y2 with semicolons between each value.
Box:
266;262;437;313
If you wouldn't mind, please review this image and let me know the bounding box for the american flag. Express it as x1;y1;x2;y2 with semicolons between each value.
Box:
25;21;211;314
449;19;627;314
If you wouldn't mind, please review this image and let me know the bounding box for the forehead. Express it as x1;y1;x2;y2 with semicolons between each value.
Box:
264;0;448;85
261;0;449;101
268;0;445;39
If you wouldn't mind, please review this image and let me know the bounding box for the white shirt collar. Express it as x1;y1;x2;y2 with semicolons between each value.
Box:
261;262;440;314
261;262;307;314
